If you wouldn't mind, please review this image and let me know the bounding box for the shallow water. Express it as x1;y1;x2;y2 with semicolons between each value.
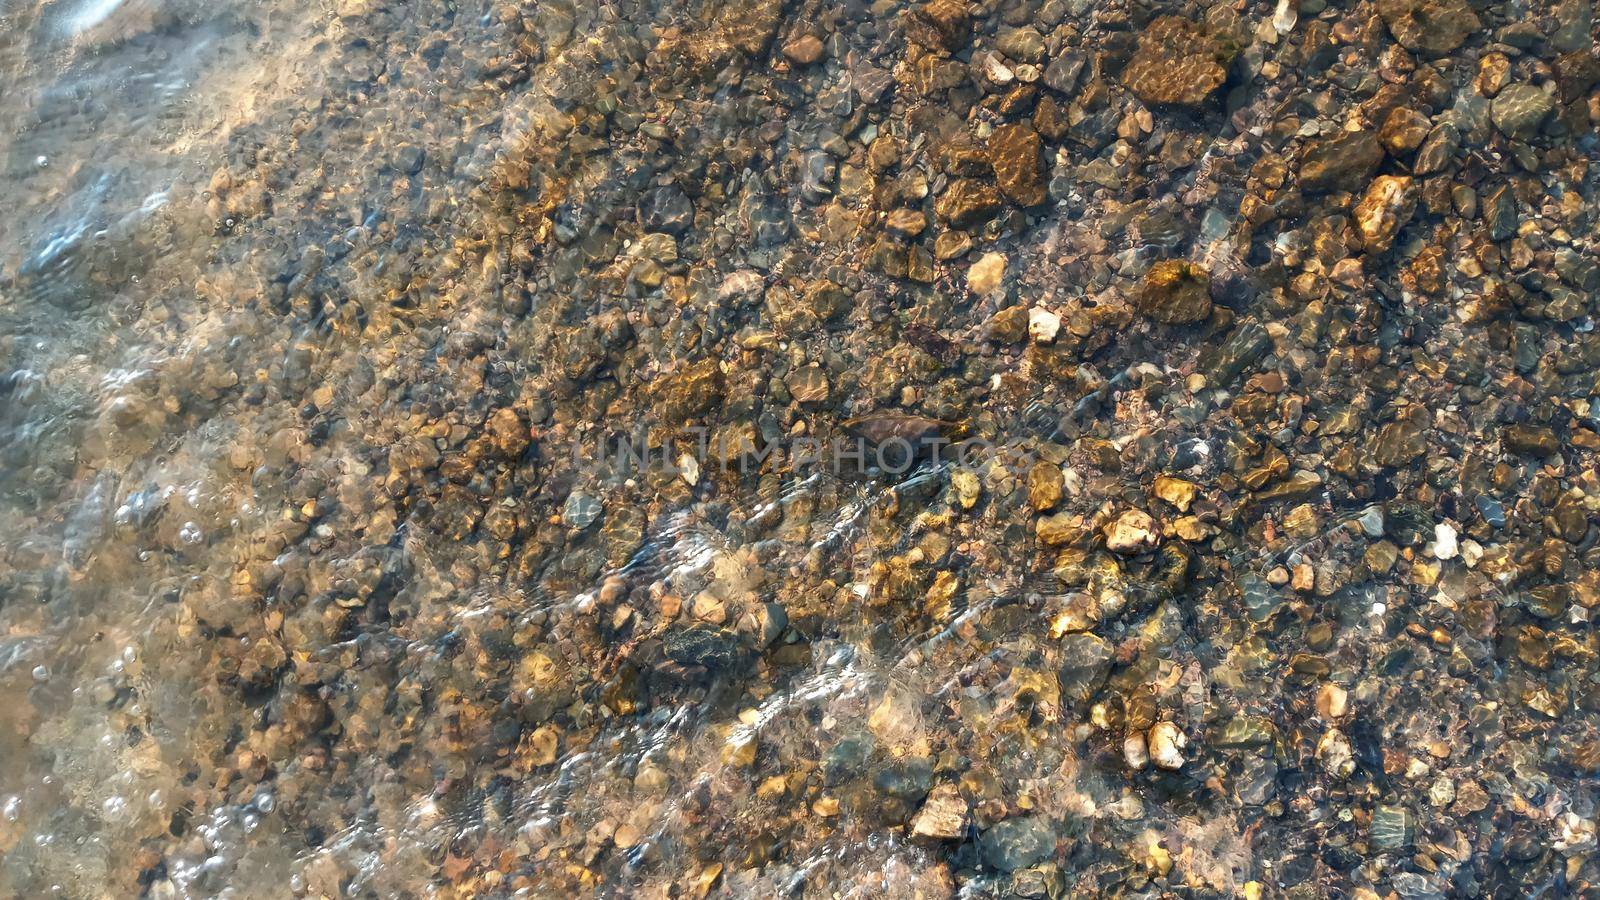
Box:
4;0;1600;897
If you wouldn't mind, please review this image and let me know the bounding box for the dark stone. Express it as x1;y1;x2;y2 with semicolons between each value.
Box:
663;625;745;671
1373;411;1429;467
1201;322;1272;387
1033;94;1068;142
934;178;1003;229
1058;633;1112;704
639;184;694;235
1376;0;1480;57
908;0;971;51
1475;495;1507;529
1133;260;1212;324
1490;84;1555;139
1384;501;1435;546
1484;184;1518;242
823;733;874;783
1555;49;1600;102
1042;52;1085;94
988;123;1046;207
874;757;934;800
1299;131;1384;194
1120;16;1229;106
979;816;1056;871
1505;424;1560;456
1412;124;1460;175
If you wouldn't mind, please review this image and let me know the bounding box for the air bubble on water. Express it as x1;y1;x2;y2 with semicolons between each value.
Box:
103;796;128;821
179;521;203;544
3;796;19;821
32;665;49;682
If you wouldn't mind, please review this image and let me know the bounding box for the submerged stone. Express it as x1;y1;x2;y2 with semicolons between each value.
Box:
979;816;1056;871
1134;260;1212;324
988;123;1046;207
1299;131;1384;194
1491;84;1555;139
935;179;1003;229
1377;0;1480;56
1121;16;1229;107
663;626;746;672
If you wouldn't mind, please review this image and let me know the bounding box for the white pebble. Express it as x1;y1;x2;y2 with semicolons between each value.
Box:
1122;733;1149;770
1028;308;1060;343
1431;523;1459;560
1148;722;1187;770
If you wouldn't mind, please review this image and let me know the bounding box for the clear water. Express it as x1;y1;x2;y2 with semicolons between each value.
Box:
5;0;1591;897
0;3;993;895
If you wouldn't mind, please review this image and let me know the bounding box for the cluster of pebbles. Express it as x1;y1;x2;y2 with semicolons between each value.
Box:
1;0;1599;896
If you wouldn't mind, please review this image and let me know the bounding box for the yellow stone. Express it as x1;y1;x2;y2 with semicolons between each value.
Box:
966;252;1007;295
1037;511;1083;546
1172;516;1217;542
720;729;757;767
1283;502;1320;538
951;468;981;509
1152;475;1198;512
1412;559;1441;587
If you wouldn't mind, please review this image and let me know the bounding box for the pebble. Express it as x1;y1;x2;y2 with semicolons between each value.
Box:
1299;131;1383;194
1104;509;1158;554
988;123;1046;207
1026;461;1063;511
1316;684;1349;720
1490;83;1555;139
1121;16;1228;106
1148;722;1187;770
910;784;968;839
1123;733;1150;770
966;252;1007;295
1133;260;1212;325
782;34;824;65
979;816;1056;871
1430;523;1459;560
1152;475;1198;512
1353;175;1417;253
1028;307;1061;344
562;492;603;529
